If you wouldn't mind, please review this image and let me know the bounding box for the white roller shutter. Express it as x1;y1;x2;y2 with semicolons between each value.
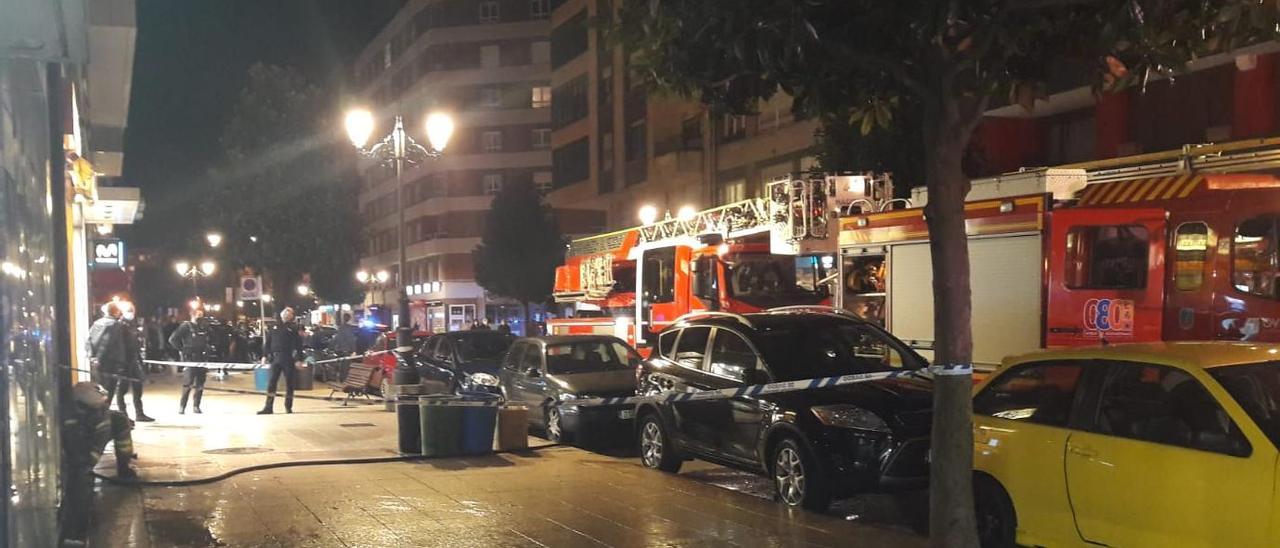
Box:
888;235;1042;369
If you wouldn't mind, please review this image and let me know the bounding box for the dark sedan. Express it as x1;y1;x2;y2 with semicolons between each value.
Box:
498;335;640;442
634;307;932;511
416;331;516;394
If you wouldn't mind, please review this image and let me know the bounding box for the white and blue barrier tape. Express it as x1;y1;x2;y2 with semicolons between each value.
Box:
142;349;393;370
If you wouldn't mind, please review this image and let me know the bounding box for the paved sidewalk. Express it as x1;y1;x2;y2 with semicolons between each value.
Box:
97;371;414;481
90;446;925;548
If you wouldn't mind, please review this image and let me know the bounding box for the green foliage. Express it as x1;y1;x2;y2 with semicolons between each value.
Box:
202;63;363;306
472;181;565;307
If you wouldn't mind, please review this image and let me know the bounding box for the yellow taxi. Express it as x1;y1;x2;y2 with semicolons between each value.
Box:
971;342;1280;547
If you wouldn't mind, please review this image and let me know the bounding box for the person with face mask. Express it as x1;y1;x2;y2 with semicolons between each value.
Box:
113;302;154;422
259;307;304;414
168;306;213;414
88;302;127;396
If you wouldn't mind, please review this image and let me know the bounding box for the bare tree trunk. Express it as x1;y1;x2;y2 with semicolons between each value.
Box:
923;95;979;548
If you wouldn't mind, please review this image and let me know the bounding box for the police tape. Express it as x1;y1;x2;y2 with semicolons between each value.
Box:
140;349;393;370
549;368;927;409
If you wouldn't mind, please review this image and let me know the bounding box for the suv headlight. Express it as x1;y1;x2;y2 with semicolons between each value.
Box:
810;405;890;433
557;392;578;401
469;373;499;387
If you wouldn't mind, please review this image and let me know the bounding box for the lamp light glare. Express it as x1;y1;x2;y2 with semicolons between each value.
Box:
345;108;375;149
199;261;216;276
425;112;455;152
638;205;659;226
676;205;697;222
206;232;222;248
375;270;390;283
356;270;370;283
174;261;190;276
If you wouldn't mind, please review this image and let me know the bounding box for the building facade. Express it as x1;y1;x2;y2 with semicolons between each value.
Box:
1;0;137;543
544;0;822;230
971;43;1280;176
352;0;603;334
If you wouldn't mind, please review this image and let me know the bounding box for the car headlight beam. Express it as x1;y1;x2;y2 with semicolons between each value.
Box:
810;405;890;432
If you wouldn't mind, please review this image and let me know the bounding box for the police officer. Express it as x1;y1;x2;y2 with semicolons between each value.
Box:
169;306;213;414
115;302;154;422
259;307;303;414
60;382;136;543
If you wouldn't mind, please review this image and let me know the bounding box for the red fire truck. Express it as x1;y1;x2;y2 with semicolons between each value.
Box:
836;138;1280;371
551;177;872;349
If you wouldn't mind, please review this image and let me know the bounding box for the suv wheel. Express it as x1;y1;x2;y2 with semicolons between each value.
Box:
771;438;831;512
974;475;1016;548
638;414;682;473
380;377;392;398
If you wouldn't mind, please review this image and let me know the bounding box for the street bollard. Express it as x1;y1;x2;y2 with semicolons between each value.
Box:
395;394;422;455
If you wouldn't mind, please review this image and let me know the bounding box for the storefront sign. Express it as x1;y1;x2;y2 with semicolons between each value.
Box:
90;239;125;269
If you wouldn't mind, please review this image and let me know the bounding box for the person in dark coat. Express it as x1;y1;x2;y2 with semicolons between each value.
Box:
260;307;304;414
87;302;127;395
114;303;154;422
169;307;213;414
328;313;359;381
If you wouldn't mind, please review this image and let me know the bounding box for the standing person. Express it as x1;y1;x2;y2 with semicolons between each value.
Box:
115;303;154;422
169;307;213;414
87;302;127;397
259;307;303;414
328;312;359;381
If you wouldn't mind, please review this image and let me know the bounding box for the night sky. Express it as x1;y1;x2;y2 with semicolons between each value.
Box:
122;0;404;244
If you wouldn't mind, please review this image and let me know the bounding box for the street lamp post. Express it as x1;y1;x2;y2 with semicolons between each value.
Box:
346;109;453;385
175;260;217;301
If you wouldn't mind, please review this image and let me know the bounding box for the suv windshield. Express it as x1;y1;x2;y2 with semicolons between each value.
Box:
1210;362;1280;448
752;319;921;380
726;254;828;309
450;333;513;362
546;340;633;374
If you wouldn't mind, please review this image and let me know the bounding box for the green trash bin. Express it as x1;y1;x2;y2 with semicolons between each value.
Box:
419;395;463;457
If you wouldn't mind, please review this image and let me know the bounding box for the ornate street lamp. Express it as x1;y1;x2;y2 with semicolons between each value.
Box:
345;108;453;385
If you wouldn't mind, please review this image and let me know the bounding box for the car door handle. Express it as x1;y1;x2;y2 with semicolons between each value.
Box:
1068;445;1096;458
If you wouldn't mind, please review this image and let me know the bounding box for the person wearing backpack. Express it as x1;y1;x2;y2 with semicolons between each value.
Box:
168;306;213;414
87;302;127;393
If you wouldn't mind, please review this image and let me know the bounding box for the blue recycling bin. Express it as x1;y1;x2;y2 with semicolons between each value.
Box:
254;366;271;391
458;392;500;456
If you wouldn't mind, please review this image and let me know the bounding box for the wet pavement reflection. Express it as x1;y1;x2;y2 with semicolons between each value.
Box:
88;374;925;547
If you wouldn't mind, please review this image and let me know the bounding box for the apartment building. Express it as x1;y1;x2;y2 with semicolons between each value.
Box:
544;0;821;231
352;0;602;333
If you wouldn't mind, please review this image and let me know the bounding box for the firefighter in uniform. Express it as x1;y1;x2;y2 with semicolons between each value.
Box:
60;382;136;544
169;306;213;414
259;307;304;414
115;302;154;421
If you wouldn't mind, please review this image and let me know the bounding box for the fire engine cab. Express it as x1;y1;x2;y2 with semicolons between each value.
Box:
837;139;1280;371
550;176;878;349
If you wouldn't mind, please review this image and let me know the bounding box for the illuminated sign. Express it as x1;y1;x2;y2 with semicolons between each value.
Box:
91;239;125;269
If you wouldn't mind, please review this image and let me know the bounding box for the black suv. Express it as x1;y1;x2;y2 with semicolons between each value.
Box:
634;307;932;511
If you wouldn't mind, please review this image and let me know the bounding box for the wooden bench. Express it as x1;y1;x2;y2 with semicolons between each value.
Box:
329;364;382;406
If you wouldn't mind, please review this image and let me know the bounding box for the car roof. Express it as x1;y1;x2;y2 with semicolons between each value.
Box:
1005;342;1280;371
517;335;622;346
674;309;866;332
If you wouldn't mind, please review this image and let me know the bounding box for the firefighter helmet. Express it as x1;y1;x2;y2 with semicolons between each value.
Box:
72;382;110;410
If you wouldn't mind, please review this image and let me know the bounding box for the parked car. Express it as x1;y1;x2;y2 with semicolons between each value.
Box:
416;330;516;394
360;329;432;396
972;342;1280;548
634;307;932;511
498;335;641;442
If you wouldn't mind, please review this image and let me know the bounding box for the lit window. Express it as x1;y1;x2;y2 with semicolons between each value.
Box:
479;1;500;23
1234;214;1280;298
1174;222;1209;291
534;171;552;193
483;173;504;195
531;86;551;108
532;128;551;149
480;87;502;107
482;131;503;152
531;0;551;19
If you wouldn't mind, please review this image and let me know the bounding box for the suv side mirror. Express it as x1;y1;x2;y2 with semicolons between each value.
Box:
525;367;541;378
740;368;765;386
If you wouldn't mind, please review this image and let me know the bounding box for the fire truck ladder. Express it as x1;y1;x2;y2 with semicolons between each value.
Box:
636;197;774;245
1067;138;1280;184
